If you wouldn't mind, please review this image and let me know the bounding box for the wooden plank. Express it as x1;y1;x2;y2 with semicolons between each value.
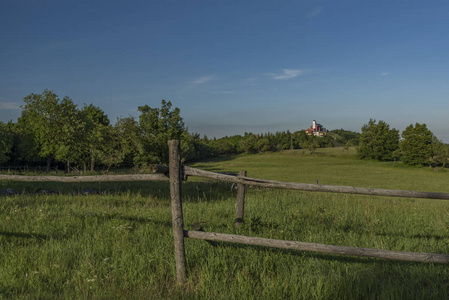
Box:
235;170;247;228
0;174;169;182
168;140;187;285
184;230;449;264
184;166;449;200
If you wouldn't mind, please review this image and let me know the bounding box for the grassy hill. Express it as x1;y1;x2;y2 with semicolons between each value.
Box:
1;148;448;299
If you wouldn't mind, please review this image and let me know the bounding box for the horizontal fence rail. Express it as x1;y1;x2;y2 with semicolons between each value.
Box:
0;174;169;182
147;164;449;200
183;166;449;200
184;230;449;264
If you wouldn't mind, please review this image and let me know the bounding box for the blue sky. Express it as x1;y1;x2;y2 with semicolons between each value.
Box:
1;0;449;141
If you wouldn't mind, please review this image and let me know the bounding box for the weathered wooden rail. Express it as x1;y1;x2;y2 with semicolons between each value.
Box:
0;174;169;182
184;231;449;264
152;164;449;200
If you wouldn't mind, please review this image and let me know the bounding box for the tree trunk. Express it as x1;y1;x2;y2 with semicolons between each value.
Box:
91;156;95;172
46;156;52;173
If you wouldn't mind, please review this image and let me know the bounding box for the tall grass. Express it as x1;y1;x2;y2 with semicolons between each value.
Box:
1;148;448;299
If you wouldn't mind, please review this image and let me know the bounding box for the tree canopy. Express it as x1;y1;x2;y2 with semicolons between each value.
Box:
0;122;14;164
399;123;434;166
357;119;399;161
137;100;185;165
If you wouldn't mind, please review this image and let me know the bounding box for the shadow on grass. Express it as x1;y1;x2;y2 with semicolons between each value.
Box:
331;220;449;242
0;231;48;240
0;181;237;204
375;231;449;241
72;212;173;228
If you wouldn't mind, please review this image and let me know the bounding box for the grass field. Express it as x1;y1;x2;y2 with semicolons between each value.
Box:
1;147;449;299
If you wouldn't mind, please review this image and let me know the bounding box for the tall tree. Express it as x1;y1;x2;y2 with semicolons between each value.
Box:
53;97;83;172
115;116;143;167
13;118;41;165
0;122;14;165
357;119;399;161
19;90;62;171
97;125;126;172
138;100;185;164
79;104;110;172
400;123;434;166
19;90;81;172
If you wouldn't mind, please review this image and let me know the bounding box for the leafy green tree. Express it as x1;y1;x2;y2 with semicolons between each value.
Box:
257;136;271;152
292;131;309;149
301;137;320;154
53;97;83;172
98;125;126;172
318;134;334;148
329;129;361;146
13;119;41;166
209;136;240;155
180;131;214;163
137;100;185;165
240;133;258;154
79;104;110;172
19;90;84;172
343;140;353;155
19;90;64;171
357;119;399;161
0;122;14;165
400;123;434;166
429;137;449;167
115;116;144;167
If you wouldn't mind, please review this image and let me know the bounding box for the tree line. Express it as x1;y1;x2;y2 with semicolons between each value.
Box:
0;90;382;173
357;119;449;167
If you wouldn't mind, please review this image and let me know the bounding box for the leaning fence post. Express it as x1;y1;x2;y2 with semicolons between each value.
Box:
235;170;247;228
168;140;187;284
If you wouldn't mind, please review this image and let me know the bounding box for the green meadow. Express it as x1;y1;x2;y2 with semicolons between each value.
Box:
1;147;449;299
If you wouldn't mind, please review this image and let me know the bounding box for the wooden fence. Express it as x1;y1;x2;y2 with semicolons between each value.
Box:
164;141;449;285
2;140;449;286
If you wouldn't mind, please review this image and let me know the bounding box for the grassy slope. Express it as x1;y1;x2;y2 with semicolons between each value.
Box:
1;148;448;299
192;147;449;192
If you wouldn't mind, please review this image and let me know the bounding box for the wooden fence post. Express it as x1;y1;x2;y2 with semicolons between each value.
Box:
235;170;247;228
168;140;187;285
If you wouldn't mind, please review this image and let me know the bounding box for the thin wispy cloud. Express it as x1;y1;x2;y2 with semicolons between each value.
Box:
381;72;389;76
268;69;305;80
307;6;323;18
193;76;213;84
0;101;21;110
